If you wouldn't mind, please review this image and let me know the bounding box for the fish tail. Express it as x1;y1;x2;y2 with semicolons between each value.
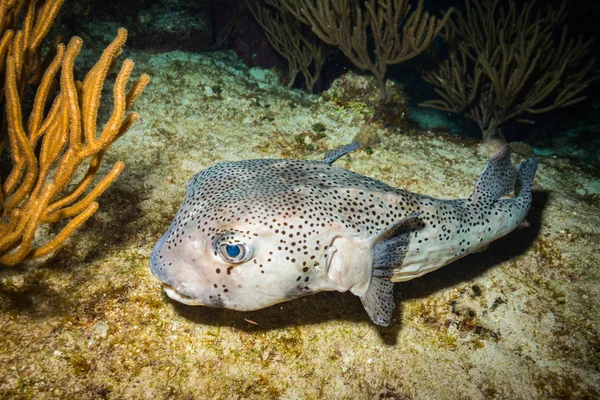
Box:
469;145;537;206
515;157;538;197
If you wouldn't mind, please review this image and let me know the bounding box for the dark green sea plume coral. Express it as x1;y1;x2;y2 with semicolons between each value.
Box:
247;0;328;92
420;0;597;142
277;0;452;102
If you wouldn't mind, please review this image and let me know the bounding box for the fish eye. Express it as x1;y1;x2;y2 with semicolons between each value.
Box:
217;242;253;264
214;231;255;264
225;244;240;257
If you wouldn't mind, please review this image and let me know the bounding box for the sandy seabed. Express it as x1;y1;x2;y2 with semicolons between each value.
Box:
1;44;599;399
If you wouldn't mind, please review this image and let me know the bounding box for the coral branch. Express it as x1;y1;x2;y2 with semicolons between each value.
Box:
279;0;450;101
247;0;328;92
420;0;596;142
1;1;150;266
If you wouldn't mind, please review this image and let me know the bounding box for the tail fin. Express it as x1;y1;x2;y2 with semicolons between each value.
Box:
469;145;537;205
515;158;538;196
469;145;516;205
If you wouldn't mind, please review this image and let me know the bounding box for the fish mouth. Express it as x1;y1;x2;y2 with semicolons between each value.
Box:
162;283;205;306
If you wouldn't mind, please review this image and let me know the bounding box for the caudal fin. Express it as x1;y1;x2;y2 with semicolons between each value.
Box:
515;158;538;195
469;145;537;205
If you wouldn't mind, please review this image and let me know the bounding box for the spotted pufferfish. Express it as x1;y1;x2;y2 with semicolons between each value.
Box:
150;143;537;326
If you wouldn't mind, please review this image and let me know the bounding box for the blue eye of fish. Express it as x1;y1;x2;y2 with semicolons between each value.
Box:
217;240;252;264
225;244;241;257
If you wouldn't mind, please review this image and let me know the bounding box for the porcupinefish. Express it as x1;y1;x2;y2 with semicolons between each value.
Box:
150;144;537;326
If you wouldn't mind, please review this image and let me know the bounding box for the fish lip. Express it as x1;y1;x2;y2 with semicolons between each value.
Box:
162;283;205;306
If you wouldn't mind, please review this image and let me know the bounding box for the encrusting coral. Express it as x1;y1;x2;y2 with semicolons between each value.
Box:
0;0;150;266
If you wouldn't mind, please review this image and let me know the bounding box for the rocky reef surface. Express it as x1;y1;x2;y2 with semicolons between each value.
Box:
1;44;599;399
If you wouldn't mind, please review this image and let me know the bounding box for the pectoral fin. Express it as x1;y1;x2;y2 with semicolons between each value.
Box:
359;276;395;326
371;211;421;269
359;212;422;326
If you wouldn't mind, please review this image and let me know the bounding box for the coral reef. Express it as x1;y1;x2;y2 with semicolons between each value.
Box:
247;0;328;91
0;1;598;398
324;71;411;127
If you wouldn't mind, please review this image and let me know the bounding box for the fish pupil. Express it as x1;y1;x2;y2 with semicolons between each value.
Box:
225;244;241;257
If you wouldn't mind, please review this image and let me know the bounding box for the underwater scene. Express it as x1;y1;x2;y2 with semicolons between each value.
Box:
1;0;599;398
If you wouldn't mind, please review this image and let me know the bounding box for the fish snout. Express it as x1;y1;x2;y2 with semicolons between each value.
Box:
162;283;207;306
150;232;228;307
150;232;174;285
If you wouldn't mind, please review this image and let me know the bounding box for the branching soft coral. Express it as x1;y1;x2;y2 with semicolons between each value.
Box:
1;0;150;266
279;0;451;102
420;0;596;142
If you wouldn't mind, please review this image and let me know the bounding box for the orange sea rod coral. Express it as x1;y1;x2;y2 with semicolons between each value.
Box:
1;0;150;266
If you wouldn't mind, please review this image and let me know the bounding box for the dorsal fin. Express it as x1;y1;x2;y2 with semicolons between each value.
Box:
323;142;361;165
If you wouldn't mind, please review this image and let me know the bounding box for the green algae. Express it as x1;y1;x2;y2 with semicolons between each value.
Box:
311;122;327;133
254;128;330;158
324;71;410;127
